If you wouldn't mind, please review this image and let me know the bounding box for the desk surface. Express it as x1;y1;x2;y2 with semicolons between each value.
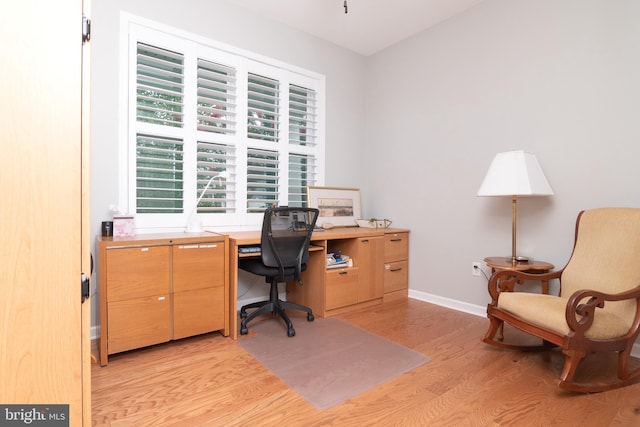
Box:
227;226;408;246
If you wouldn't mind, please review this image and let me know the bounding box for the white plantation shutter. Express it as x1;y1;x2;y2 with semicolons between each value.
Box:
246;148;279;212
197;59;236;135
288;83;318;206
195;141;235;213
136;43;184;127
288;153;316;207
247;73;279;142
135;42;185;214
289;84;317;147
136;134;184;213
125;19;324;227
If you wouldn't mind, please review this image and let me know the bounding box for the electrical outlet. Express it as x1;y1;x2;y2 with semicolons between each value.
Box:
472;262;482;276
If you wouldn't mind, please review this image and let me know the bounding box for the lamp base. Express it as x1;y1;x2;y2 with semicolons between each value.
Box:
185;217;204;233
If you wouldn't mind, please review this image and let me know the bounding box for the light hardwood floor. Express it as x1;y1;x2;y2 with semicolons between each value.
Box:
92;299;640;426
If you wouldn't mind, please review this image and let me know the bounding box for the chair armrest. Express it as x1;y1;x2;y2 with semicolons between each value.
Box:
565;285;640;336
487;269;562;303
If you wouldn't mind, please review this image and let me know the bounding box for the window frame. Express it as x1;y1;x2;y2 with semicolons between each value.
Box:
119;14;325;231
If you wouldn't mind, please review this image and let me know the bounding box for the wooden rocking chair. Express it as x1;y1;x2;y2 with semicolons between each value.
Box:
483;207;640;392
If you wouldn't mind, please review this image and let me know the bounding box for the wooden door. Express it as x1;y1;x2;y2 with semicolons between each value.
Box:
0;0;90;424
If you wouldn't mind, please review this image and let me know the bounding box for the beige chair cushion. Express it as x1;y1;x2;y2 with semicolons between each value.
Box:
497;208;640;340
498;292;634;340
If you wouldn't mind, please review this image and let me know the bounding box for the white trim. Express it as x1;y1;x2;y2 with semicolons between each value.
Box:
409;289;487;317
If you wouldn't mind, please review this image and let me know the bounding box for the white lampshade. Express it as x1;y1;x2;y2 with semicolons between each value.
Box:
477;150;553;197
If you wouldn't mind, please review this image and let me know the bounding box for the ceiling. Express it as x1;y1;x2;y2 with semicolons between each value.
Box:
226;0;485;56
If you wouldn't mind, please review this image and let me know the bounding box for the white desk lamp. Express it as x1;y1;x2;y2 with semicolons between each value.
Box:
185;171;230;233
477;151;553;263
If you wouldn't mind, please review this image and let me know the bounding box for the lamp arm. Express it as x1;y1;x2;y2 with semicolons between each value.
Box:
186;171;229;228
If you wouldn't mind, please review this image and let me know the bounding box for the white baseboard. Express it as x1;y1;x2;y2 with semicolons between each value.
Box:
408;289;640;359
409;289;487;318
91;325;99;341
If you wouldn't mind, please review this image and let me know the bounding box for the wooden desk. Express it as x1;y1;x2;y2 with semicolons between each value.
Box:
227;227;410;339
484;257;554;294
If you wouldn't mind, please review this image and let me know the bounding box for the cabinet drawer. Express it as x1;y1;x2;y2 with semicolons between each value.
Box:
107;294;170;354
384;232;409;263
106;246;170;301
384;261;408;293
173;243;225;292
173;287;225;339
325;268;359;310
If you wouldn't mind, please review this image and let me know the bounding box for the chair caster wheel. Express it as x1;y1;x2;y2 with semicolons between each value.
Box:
240;326;248;335
307;313;314;321
288;328;295;337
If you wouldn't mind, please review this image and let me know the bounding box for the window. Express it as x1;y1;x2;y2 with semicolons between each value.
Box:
122;17;325;230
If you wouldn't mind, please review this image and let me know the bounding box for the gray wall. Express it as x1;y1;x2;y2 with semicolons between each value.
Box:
91;0;640;330
363;0;640;312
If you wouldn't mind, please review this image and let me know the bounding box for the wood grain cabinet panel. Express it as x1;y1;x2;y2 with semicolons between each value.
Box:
384;260;408;293
107;295;171;354
173;286;225;339
106;246;170;301
325;268;360;310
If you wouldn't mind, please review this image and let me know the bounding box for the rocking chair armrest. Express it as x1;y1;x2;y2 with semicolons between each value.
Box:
487;269;562;303
565;285;640;336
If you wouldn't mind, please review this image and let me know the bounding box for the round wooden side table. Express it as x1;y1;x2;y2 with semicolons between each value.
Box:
484;256;555;294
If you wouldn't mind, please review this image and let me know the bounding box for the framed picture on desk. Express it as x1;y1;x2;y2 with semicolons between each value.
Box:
307;186;362;227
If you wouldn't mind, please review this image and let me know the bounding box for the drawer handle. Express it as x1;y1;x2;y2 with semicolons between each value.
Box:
361;239;369;243
390;267;403;272
390;239;402;242
339;271;348;275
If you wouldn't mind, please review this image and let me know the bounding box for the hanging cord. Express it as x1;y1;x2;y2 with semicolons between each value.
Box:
344;0;348;14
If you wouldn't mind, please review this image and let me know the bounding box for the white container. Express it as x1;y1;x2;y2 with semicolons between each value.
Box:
356;219;392;229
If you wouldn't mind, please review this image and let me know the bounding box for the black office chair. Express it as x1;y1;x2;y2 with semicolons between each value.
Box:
239;207;319;337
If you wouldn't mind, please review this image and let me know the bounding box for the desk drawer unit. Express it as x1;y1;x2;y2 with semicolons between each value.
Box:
384;231;409;299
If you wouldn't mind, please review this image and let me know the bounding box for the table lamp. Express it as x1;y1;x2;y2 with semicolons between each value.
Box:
477;150;553;263
186;171;230;232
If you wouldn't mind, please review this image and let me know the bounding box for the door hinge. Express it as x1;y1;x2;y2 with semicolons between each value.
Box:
82;15;91;44
81;273;90;303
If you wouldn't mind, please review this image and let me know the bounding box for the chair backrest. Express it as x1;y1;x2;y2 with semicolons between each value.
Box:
260;207;319;278
561;208;640;321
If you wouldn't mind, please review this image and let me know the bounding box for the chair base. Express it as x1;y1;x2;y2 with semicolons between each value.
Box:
240;280;314;337
484;308;640;393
